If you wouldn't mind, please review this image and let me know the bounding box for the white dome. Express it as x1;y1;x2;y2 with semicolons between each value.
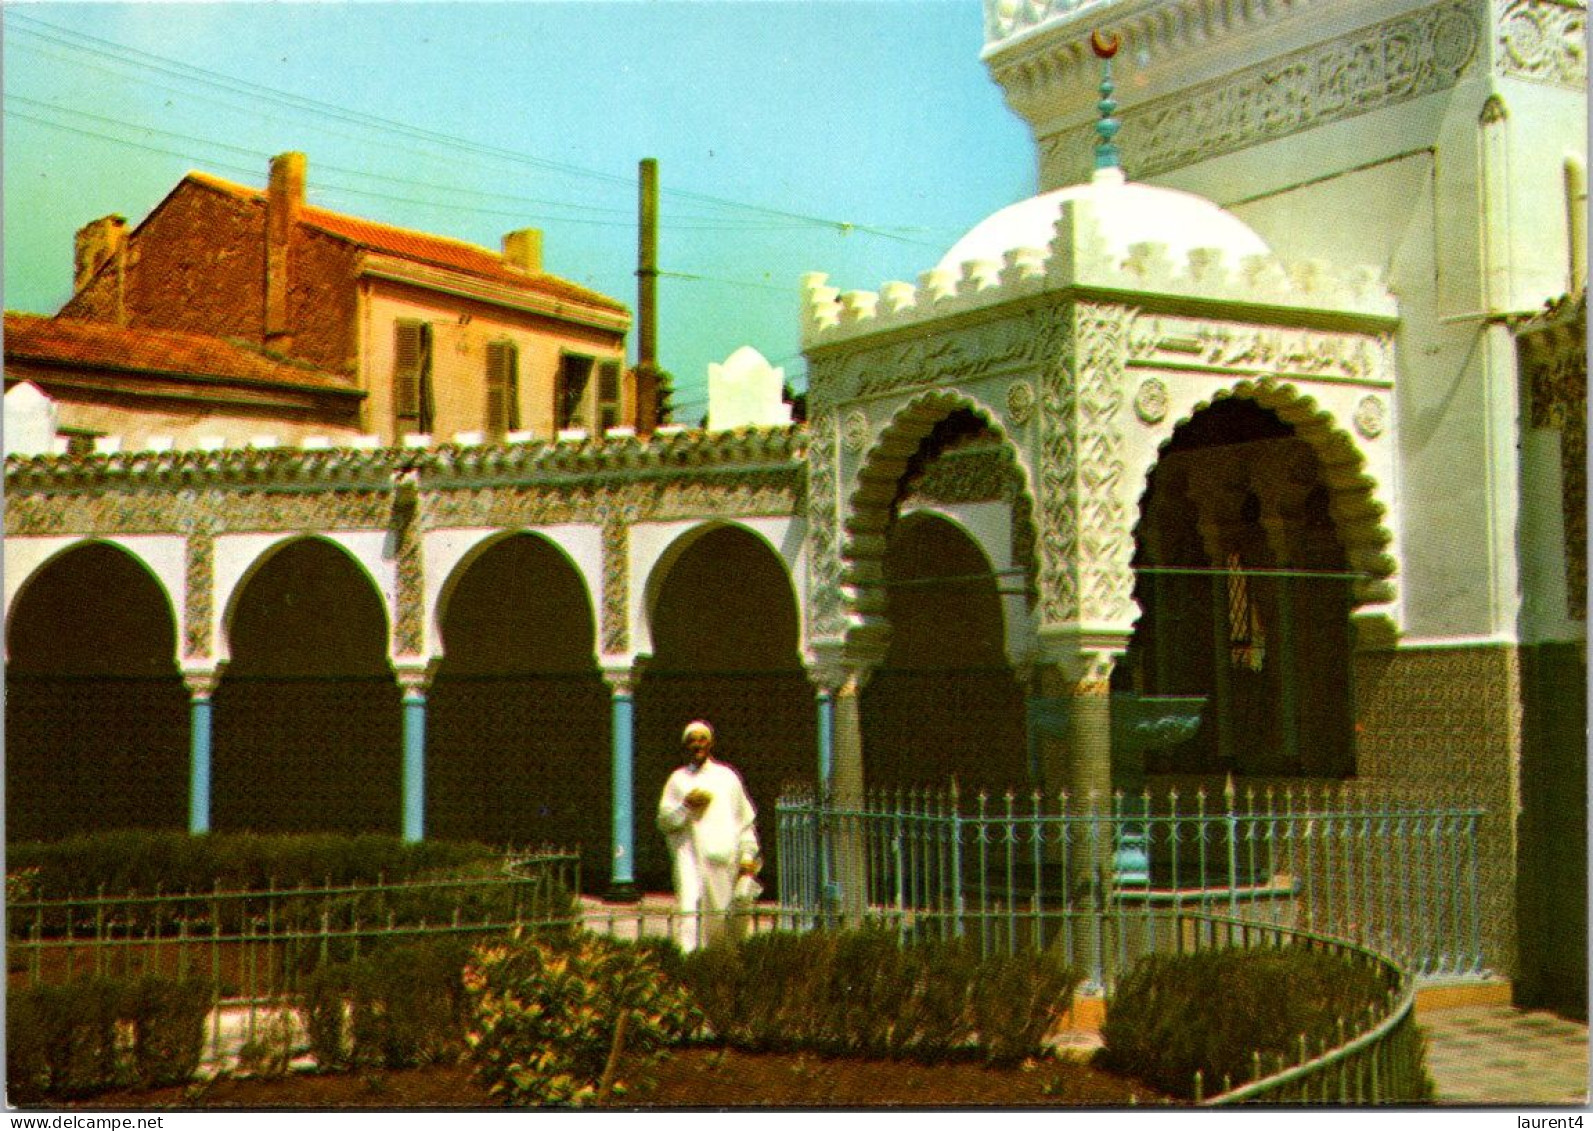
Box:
937;168;1273;274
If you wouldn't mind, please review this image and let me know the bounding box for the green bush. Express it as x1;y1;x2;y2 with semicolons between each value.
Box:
121;975;212;1088
678;928;1081;1065
7;974;210;1102
1095;944;1424;1100
296;938;475;1071
8;830;501;901
463;930;700;1107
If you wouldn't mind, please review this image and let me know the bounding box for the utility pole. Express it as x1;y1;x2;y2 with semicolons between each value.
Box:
635;157;661;432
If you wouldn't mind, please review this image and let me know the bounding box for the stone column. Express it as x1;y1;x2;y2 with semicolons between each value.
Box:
394;664;433;843
830;663;876;928
603;667;642;902
183;667;222;835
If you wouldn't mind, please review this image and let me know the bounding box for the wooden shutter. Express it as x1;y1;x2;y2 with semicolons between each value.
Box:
394;320;424;422
486;341;519;437
598;359;621;431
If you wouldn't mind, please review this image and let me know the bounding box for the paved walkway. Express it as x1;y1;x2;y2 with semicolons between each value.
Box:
1421;1004;1589;1106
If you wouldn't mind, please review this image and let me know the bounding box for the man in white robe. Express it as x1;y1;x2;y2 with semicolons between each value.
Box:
657;719;761;952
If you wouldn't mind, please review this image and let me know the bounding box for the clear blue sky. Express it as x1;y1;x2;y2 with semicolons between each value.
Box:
3;0;1035;422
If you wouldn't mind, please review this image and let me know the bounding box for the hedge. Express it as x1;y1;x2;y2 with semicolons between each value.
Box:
7;974;210;1103
1095;944;1433;1100
677;928;1082;1065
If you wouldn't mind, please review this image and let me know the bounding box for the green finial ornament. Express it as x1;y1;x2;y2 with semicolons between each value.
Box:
1091;30;1122;171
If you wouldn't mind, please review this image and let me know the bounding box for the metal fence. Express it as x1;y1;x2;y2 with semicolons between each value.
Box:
776;780;1485;989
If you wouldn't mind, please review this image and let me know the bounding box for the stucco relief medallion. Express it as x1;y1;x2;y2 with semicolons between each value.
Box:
1354;395;1387;439
1006;381;1036;426
843;410;871;454
1432;6;1481;72
1133;377;1169;425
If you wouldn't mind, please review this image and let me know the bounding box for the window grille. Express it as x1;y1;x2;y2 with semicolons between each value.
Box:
1227;552;1265;671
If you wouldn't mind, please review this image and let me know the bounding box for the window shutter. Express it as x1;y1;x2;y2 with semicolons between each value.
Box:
486;341;519;437
394;321;423;421
598;360;622;431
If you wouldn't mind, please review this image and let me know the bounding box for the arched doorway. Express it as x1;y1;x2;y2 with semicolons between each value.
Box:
5;542;188;840
428;534;609;871
213;538;401;835
862;510;1028;793
1124;398;1356;779
635;525;812;893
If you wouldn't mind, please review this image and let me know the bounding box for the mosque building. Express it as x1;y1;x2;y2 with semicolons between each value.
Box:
5;0;1585;1015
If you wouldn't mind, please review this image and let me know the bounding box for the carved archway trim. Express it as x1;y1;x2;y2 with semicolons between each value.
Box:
838;389;1038;661
1134;378;1400;614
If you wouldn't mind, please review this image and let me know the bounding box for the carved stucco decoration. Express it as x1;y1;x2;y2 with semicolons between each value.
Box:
805;409;847;642
1035;317;1078;625
183;526;214;661
842;410;871;454
600;506;636;656
1006;380;1037;426
809;307;1070;408
1354;395;1388;439
1134;377;1170;425
1072;304;1135;626
1498;0;1589;88
1039;2;1481;183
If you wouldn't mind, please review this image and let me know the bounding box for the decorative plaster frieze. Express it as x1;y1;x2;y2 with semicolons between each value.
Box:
1006;380;1038;426
1497;0;1588;88
1035;319;1078;625
805;410;848;643
802;212;1394;357
1035;2;1481;184
1072;303;1136;626
1126;316;1391;384
393;497;426;659
183;529;214;661
600;511;633;655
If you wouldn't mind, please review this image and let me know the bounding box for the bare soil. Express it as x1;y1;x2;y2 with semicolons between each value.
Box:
61;1046;1171;1110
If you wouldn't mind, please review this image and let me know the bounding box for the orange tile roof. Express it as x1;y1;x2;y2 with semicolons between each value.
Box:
187;172;628;313
4;311;356;392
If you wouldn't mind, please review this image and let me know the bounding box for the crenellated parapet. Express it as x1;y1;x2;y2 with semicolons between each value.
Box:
803;199;1396;352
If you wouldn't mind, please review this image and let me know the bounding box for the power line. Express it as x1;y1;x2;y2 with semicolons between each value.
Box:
6;12;947;245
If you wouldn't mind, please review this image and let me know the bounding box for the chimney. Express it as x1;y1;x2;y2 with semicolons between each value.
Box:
73;215;128;317
502;229;543;273
265;151;306;349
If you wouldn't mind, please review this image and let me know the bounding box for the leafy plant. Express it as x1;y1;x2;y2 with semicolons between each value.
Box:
462;930;700;1107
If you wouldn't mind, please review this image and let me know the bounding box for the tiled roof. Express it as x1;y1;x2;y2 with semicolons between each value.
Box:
4;311;355;391
187;172;628;313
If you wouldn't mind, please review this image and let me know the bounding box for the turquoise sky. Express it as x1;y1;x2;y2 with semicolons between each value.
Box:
3;0;1035;421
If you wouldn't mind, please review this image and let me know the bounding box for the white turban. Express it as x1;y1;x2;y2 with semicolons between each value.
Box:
682;719;714;743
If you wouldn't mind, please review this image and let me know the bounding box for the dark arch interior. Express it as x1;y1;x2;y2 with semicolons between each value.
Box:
428;534;609;866
636;526;813;893
213;539;400;835
6;543;189;839
1125;398;1354;779
864;510;1027;793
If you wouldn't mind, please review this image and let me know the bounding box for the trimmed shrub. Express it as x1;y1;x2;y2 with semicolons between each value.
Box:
121;975;211;1088
678;928;1081;1065
296;938;475;1071
7;974;209;1102
462;930;700;1107
1095;944;1423;1100
8;830;501;901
